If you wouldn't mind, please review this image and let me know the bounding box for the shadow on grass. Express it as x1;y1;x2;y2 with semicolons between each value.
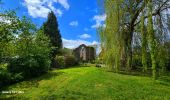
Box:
41;90;88;100
118;71;152;77
104;68;152;78
35;71;64;81
105;68;170;86
56;64;91;70
157;75;170;86
0;71;64;92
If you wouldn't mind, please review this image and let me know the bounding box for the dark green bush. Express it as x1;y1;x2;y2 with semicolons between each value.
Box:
55;55;77;68
8;55;50;79
132;55;142;69
55;56;65;68
11;73;23;83
64;55;77;67
0;64;24;88
0;68;11;87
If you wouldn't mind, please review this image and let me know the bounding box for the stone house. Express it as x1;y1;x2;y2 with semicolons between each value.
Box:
73;44;96;62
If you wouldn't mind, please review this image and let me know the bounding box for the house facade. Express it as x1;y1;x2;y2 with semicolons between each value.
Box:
73;44;96;62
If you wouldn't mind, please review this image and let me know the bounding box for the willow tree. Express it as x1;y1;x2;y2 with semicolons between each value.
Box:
147;0;157;79
99;0;170;77
99;0;124;72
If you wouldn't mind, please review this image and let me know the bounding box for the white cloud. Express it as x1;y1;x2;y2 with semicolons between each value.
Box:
62;38;101;54
79;33;91;39
58;0;70;10
23;0;70;18
69;21;79;27
62;38;98;49
91;14;106;28
56;9;63;16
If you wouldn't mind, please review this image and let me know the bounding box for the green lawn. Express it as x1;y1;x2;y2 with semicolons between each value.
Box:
1;65;170;100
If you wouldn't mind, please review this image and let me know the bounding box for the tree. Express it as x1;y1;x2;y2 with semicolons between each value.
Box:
8;16;51;78
43;11;62;67
0;11;20;63
140;0;148;72
147;0;157;79
99;0;170;79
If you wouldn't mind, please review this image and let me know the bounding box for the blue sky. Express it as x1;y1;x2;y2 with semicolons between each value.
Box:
1;0;106;50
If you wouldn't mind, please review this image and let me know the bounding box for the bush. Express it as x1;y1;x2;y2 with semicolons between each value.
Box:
55;56;65;68
132;55;142;69
0;64;24;88
55;55;77;68
0;14;51;87
7;28;51;79
11;73;23;83
0;68;11;87
64;55;77;67
0;64;10;87
8;55;50;79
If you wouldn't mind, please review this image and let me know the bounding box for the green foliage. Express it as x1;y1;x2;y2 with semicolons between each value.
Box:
165;41;170;70
98;0;170;80
140;6;148;72
43;11;62;59
154;13;169;73
8;56;49;78
0;10;51;86
58;48;73;56
0;64;11;86
64;55;77;67
147;0;157;79
55;55;77;68
99;0;124;72
0;64;23;88
0;11;23;88
8;23;51;78
0;11;20;62
55;56;65;68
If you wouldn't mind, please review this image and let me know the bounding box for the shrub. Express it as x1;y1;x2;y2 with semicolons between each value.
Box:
0;14;51;87
55;55;77;68
11;73;23;83
8;55;50;79
0;67;11;87
55;56;65;68
64;55;77;67
0;64;24;88
7;28;51;79
132;55;142;69
0;64;10;87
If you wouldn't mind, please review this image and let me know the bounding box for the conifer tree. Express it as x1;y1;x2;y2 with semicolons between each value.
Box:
43;11;62;67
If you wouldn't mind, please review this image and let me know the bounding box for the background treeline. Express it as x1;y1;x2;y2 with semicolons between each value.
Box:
98;0;170;79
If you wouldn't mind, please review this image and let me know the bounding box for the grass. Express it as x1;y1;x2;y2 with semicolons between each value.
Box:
1;65;170;100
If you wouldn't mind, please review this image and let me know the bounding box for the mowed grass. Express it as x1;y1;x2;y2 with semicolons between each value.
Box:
1;65;170;100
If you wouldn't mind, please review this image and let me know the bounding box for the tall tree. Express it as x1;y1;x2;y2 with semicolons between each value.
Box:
100;0;124;72
99;0;170;78
141;0;148;72
43;11;62;67
147;0;157;79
